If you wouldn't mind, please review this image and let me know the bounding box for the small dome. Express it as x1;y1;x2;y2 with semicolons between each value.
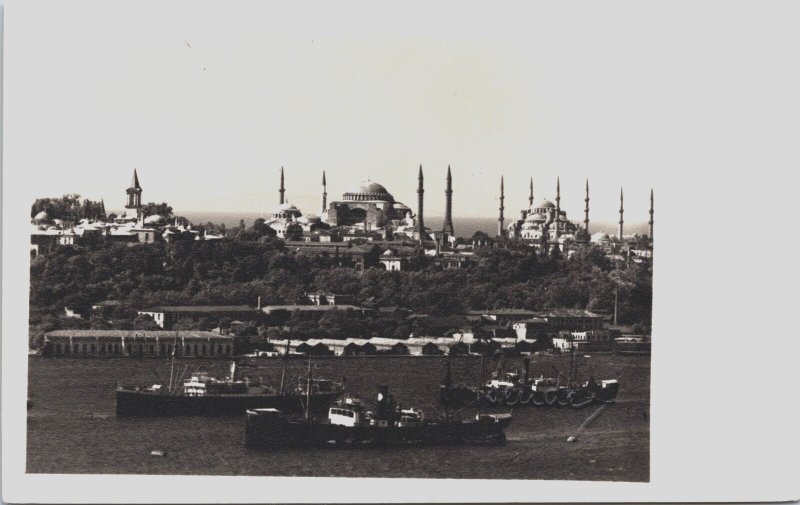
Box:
591;231;610;242
144;214;165;224
394;202;410;210
34;211;49;220
272;203;302;214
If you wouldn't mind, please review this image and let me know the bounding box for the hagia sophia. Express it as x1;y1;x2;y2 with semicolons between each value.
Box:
31;166;654;266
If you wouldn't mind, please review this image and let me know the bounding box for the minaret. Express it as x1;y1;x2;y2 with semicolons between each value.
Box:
554;176;561;239
442;165;455;236
649;188;654;242
498;176;505;237
125;169;143;219
321;171;328;214
415;165;425;240
584;179;590;234
279;166;286;205
528;177;534;207
618;187;625;240
100;198;106;219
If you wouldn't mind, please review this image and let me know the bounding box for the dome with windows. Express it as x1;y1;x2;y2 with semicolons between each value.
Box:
343;180;394;203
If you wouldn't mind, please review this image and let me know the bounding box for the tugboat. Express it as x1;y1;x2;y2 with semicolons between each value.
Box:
116;358;343;417
440;353;619;409
245;386;511;449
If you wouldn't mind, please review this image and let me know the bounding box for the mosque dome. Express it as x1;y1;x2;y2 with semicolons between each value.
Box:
538;200;556;209
144;214;165;225
343;180;394;203
34;210;49;221
591;231;610;243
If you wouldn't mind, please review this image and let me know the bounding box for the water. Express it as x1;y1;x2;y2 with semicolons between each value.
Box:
180;211;650;239
27;355;649;481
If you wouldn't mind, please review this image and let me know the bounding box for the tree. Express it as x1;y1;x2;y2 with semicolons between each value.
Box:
141;202;174;219
285;223;304;242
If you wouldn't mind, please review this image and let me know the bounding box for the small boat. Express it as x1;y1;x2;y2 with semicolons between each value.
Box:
245;385;512;449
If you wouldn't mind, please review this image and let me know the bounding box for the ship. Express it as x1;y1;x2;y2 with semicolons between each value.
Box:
245;384;512;449
440;353;619;409
116;359;343;417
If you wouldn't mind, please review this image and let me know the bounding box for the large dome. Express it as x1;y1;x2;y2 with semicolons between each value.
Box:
537;200;556;209
343;180;394;202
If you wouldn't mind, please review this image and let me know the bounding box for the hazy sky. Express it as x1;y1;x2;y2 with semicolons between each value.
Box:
4;1;797;222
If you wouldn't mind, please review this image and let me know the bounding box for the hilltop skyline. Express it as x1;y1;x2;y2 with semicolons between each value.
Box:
6;1;663;222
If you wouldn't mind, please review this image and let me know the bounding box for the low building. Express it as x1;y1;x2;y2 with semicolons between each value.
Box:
513;318;551;339
534;309;605;332
306;292;354;306
138;305;258;329
553;331;612;352
42;330;233;357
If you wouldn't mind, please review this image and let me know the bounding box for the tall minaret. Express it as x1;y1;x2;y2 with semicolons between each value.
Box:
649;188;654;242
416;165;425;239
442;165;455;236
321;171;328;214
554;176;561;239
618;187;625;240
100;198;106;219
279;167;286;205
125;169;143;220
498;176;505;237
528;177;534;207
584;178;590;234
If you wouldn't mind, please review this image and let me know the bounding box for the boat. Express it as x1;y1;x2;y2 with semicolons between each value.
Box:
245;384;512;449
440;353;619;409
116;357;343;417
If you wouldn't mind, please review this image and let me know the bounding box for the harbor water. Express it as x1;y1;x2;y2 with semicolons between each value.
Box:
26;354;649;481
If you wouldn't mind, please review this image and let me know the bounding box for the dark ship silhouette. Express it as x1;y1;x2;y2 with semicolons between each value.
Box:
116;360;343;417
245;384;512;449
440;353;619;409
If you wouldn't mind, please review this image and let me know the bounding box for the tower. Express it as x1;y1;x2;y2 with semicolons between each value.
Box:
554;177;561;239
584;178;590;234
528;177;534;207
415;164;425;240
442;165;455;236
100;198;106;219
279;166;286;205
125;169;143;219
498;176;505;237
321;171;328;214
618;187;625;240
649;188;654;242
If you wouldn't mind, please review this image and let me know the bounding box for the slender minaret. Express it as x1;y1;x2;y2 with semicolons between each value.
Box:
498;176;505;237
584;179;590;234
279;166;286;205
618;187;625;239
442;165;455;236
648;188;654;242
100;198;106;219
528;177;534;207
416;165;425;239
321;171;328;214
554;176;561;239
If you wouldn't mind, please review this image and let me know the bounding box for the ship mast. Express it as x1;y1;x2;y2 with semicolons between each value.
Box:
304;355;312;421
168;329;178;393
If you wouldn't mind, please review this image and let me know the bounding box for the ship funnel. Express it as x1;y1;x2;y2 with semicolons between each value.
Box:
376;385;390;418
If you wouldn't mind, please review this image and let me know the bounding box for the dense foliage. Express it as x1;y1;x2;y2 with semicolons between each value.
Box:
28;233;652;347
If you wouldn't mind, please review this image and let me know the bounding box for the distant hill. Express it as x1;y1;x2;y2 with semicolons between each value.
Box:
179;211;649;238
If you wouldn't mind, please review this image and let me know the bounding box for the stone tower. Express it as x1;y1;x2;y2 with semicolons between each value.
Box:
125;169;143;219
442;165;455;236
584;178;590;234
279;166;286;205
498;175;505;237
618;187;625;240
322;171;328;214
415;165;425;240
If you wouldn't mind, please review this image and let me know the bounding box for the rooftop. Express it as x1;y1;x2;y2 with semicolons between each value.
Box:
45;330;230;339
140;305;256;313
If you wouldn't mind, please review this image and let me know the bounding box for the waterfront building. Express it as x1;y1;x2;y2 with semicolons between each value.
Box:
137;305;258;329
42;330;233;357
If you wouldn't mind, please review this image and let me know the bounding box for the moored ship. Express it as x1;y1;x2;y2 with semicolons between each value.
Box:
245;385;512;449
440;354;619;409
116;360;343;417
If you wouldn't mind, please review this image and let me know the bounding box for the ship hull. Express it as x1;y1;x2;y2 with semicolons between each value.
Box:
245;414;510;449
116;389;341;418
441;382;619;409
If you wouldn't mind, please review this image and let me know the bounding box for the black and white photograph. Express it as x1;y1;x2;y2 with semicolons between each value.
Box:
2;1;797;503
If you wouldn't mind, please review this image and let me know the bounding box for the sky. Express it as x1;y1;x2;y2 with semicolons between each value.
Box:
4;1;798;223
